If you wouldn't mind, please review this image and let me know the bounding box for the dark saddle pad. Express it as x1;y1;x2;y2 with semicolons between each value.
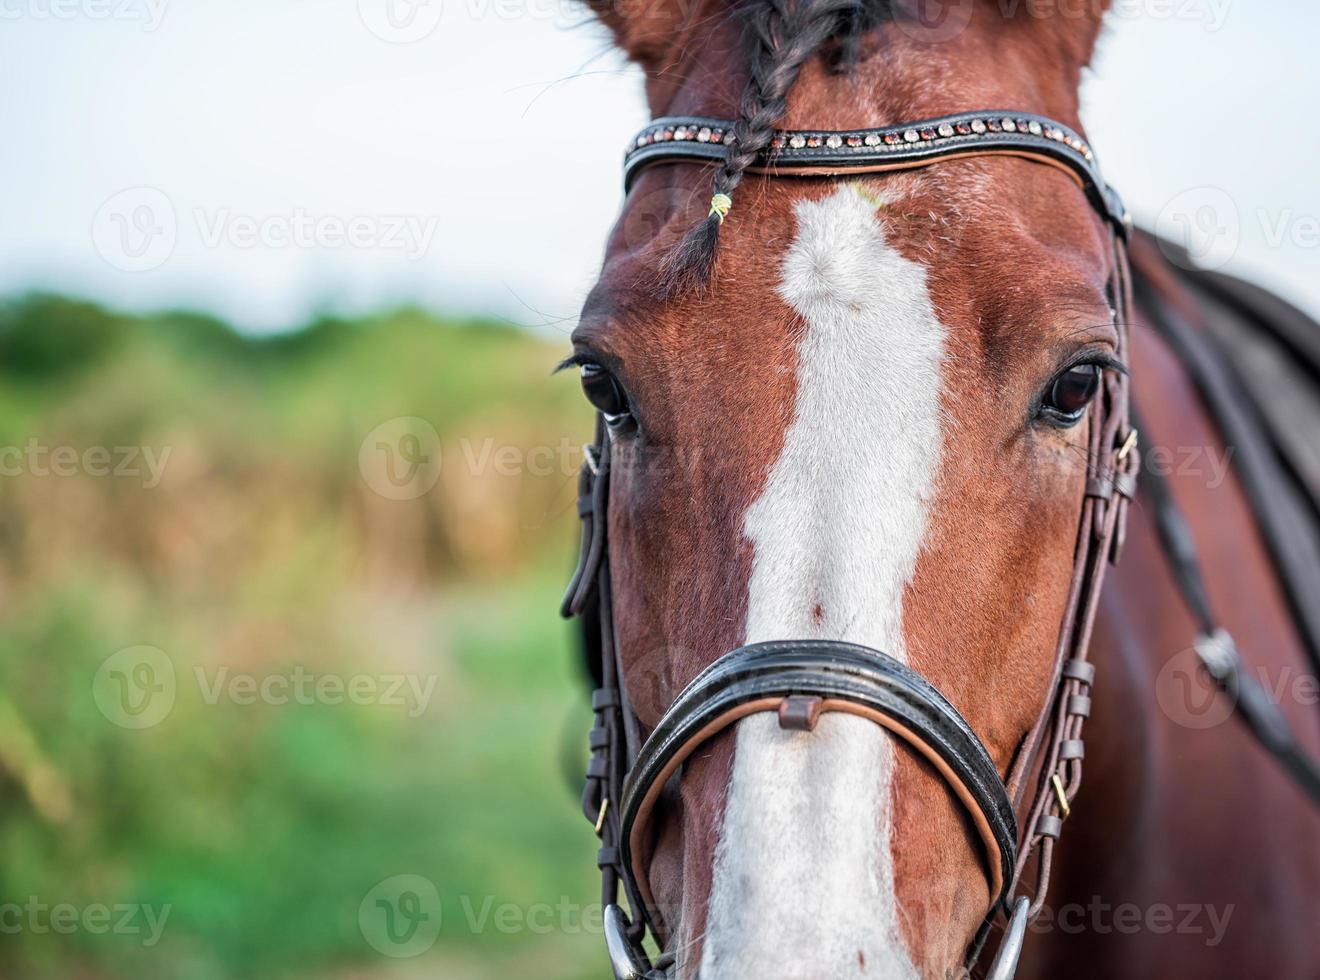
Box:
1134;231;1320;675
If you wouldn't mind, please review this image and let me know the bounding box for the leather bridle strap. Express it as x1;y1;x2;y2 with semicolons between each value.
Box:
1131;409;1320;807
619;642;1020;925
624;111;1129;235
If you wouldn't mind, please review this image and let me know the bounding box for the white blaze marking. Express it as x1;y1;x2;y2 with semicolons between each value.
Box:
699;185;947;979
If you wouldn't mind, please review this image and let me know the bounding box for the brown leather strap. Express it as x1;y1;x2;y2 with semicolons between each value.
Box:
1003;233;1137;916
623;111;1129;235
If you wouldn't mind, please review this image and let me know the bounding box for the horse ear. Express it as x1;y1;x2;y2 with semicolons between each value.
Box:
585;0;697;73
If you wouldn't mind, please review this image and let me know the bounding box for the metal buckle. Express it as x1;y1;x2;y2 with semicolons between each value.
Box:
1050;772;1071;819
1116;427;1138;463
604;905;653;980
583;443;601;476
1194;629;1238;681
985;897;1031;980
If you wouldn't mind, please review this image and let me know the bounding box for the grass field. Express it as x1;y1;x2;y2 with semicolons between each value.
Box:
0;295;602;979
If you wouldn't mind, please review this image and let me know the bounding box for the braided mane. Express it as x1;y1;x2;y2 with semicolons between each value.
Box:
662;0;894;292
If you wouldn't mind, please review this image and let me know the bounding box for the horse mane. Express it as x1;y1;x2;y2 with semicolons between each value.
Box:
661;0;895;294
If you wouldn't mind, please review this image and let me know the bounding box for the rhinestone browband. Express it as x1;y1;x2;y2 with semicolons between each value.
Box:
623;110;1128;233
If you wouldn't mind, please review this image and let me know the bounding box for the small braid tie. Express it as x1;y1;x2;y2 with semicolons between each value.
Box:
661;0;870;293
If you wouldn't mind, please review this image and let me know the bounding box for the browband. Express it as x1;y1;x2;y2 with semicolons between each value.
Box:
619;641;1019;930
624;111;1129;236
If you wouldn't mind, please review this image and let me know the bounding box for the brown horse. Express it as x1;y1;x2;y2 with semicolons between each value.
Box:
561;2;1320;977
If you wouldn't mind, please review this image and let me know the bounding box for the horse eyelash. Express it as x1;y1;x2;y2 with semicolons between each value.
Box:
1084;353;1130;376
553;353;590;375
1062;349;1129;377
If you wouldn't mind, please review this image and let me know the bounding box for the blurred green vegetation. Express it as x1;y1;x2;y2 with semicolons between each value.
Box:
0;295;601;979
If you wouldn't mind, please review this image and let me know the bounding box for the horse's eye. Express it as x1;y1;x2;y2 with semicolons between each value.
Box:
1041;363;1102;425
579;363;635;431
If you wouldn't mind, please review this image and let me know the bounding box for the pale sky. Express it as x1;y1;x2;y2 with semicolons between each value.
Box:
2;0;1317;336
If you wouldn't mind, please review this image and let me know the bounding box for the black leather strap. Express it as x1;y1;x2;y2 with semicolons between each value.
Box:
1195;630;1320;807
623;111;1129;236
561;417;608;619
619;640;1019;920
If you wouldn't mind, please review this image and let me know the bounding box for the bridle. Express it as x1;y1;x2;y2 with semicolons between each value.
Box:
567;108;1136;978
562;109;1320;979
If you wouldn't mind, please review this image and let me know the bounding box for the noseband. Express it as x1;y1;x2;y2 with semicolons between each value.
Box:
565;109;1139;979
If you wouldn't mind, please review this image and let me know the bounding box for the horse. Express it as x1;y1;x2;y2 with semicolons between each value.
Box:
557;2;1320;977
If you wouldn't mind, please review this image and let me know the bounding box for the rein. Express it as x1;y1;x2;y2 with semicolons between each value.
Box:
562;109;1320;979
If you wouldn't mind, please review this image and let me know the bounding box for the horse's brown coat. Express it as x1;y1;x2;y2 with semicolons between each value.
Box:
573;2;1320;976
